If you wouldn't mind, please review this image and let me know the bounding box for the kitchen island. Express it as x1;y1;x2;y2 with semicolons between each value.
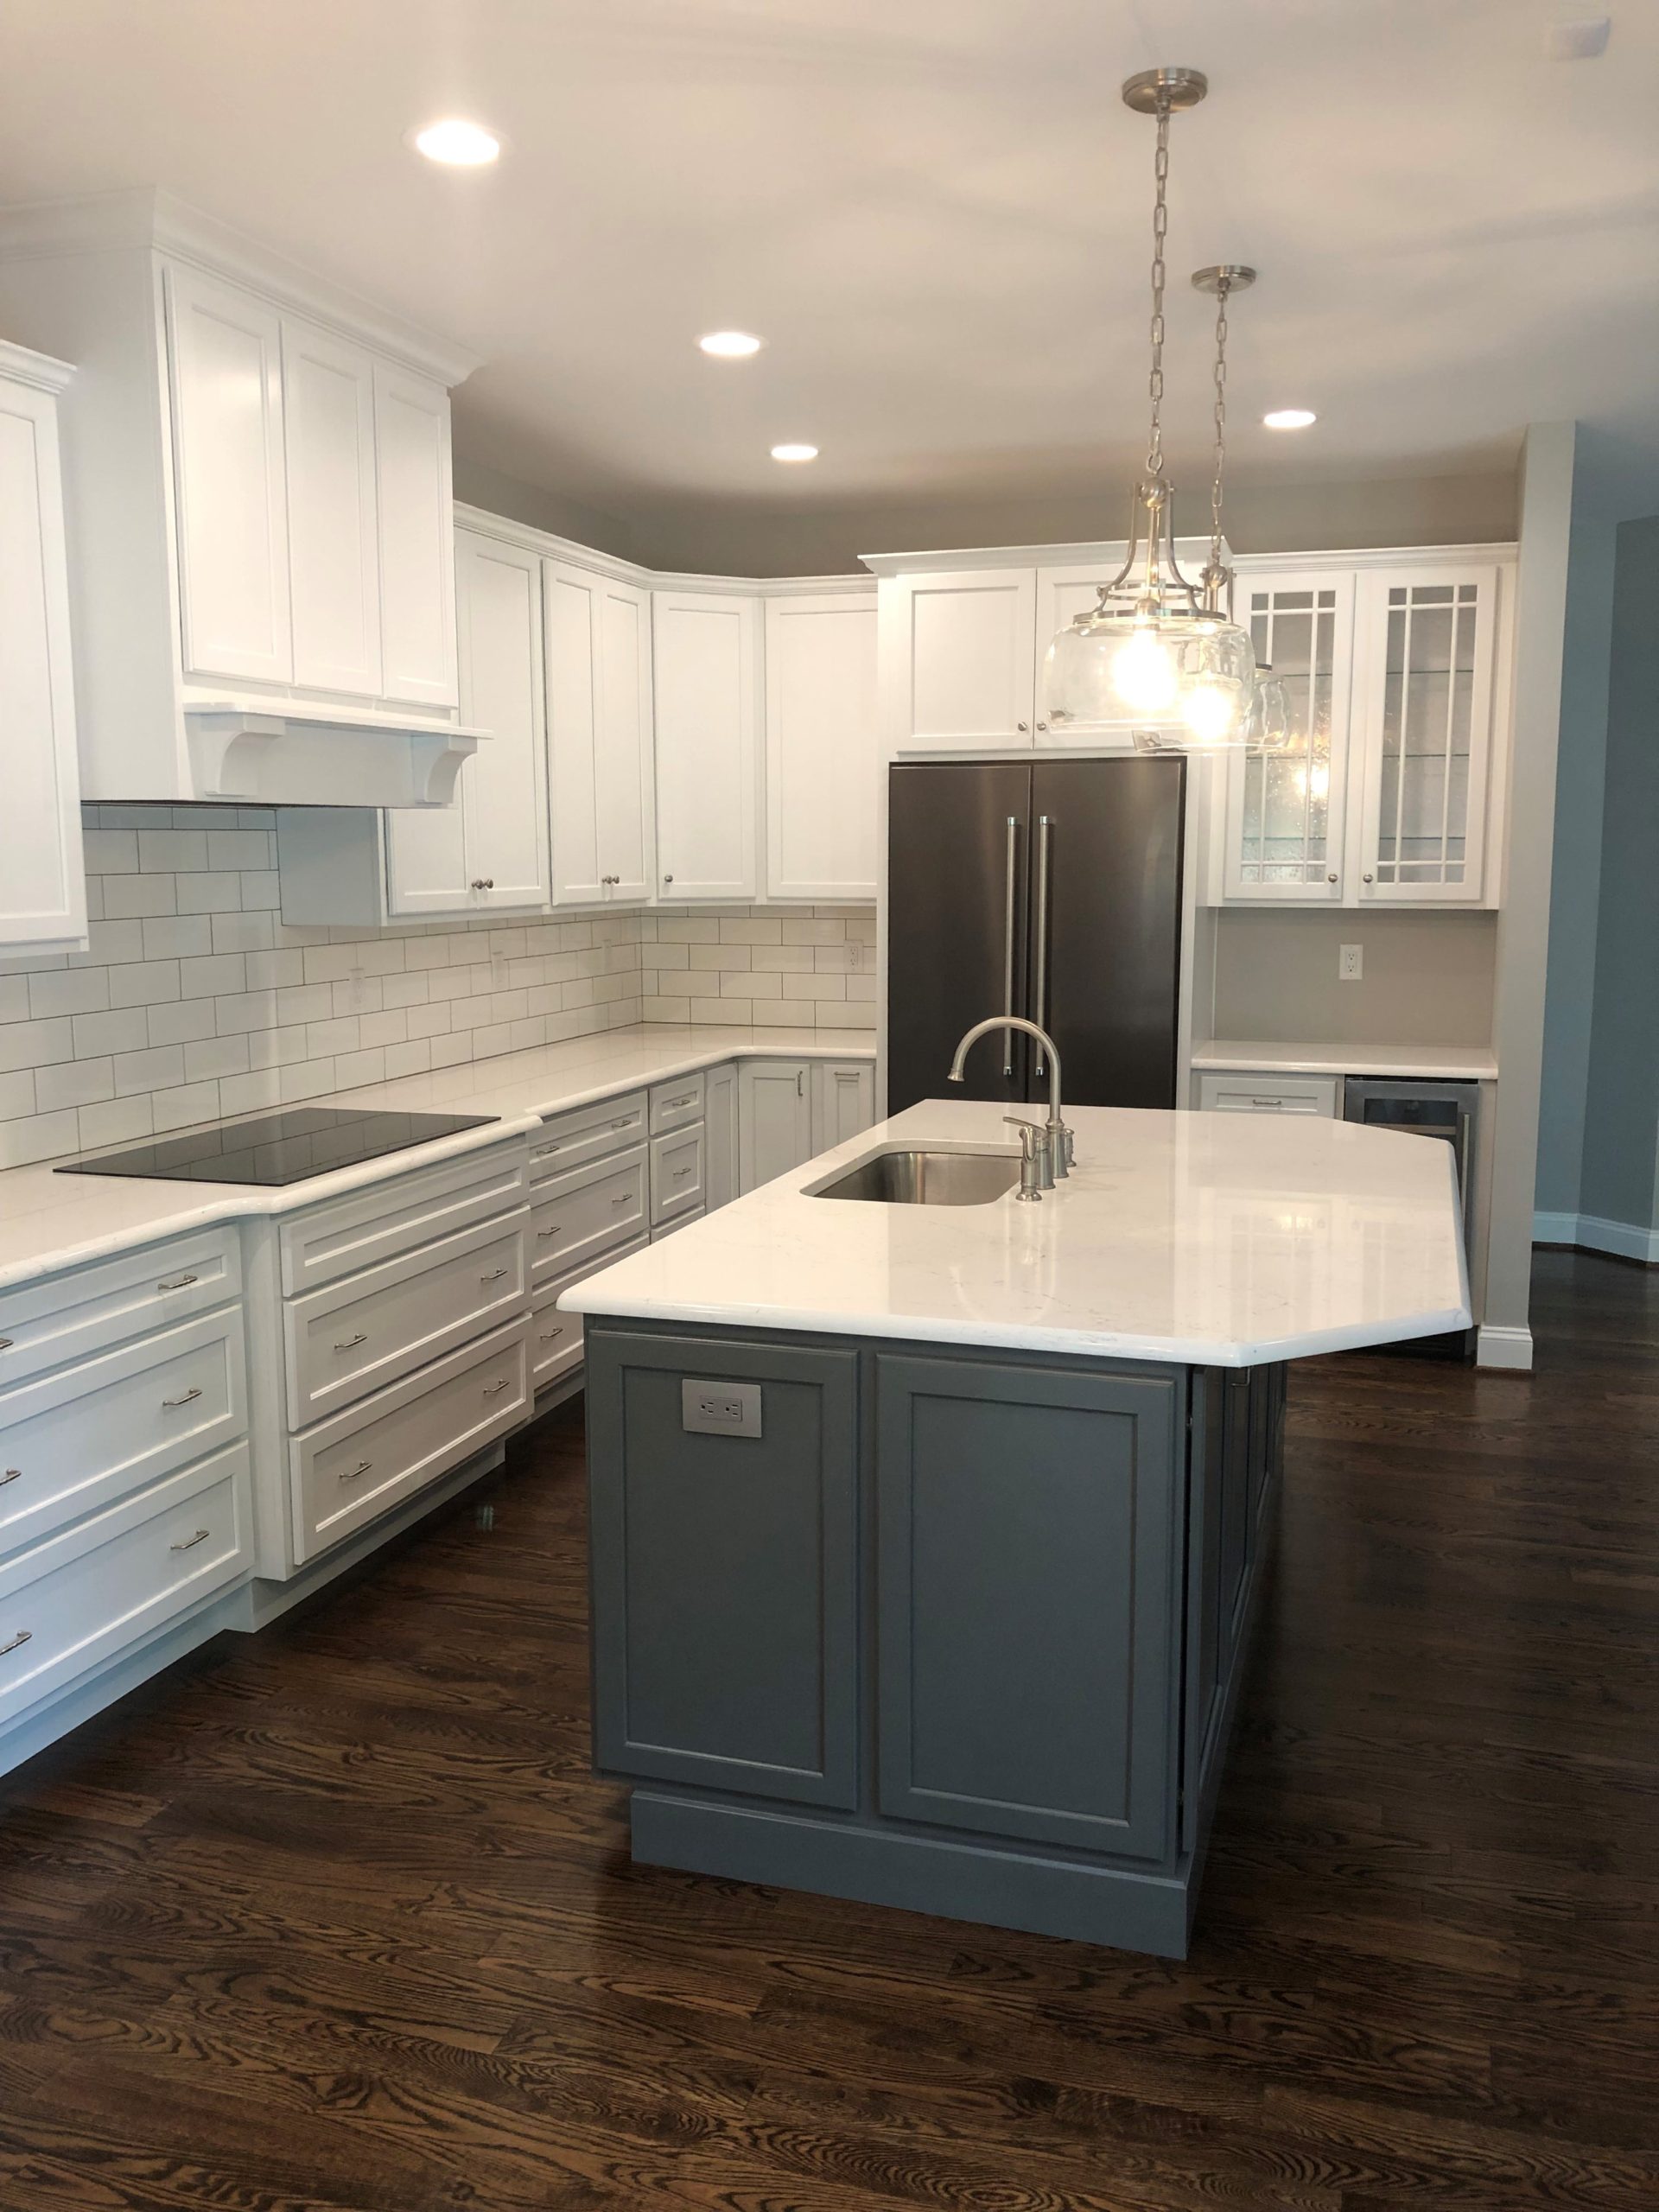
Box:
563;1098;1468;1957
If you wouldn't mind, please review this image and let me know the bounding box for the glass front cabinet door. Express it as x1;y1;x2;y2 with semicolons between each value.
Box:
1352;565;1497;905
1223;573;1356;903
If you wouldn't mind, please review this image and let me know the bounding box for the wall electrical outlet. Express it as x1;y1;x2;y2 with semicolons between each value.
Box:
1338;943;1363;982
682;1379;764;1439
344;964;372;1012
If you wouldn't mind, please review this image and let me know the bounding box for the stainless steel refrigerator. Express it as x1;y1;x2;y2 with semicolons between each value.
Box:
886;756;1185;1115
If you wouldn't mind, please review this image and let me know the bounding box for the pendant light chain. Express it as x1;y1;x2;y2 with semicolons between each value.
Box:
1145;92;1171;478
1209;271;1231;575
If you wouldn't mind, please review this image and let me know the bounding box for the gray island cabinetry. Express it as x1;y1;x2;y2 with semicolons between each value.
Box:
584;1323;1284;1957
566;1096;1466;1957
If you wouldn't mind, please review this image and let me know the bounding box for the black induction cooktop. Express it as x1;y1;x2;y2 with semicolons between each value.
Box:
55;1106;499;1188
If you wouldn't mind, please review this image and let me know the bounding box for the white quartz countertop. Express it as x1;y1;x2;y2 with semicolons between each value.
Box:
0;1025;874;1296
562;1097;1471;1367
1192;1039;1497;1081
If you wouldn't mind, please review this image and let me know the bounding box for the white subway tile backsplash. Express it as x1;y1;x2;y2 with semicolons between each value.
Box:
142;915;214;961
35;1057;115;1113
1;1017;73;1071
28;967;110;1020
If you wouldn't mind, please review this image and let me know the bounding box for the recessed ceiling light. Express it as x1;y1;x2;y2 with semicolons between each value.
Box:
413;118;501;167
770;442;818;463
698;330;764;359
1263;408;1317;430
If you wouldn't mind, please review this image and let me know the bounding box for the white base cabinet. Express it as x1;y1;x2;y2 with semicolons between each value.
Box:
739;1056;876;1192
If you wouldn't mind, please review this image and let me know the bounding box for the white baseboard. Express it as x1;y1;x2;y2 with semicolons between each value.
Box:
1477;1325;1535;1371
1533;1209;1659;1264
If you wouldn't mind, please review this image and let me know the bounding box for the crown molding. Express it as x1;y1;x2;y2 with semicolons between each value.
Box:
0;336;73;394
454;503;874;597
0;187;480;387
857;536;1221;577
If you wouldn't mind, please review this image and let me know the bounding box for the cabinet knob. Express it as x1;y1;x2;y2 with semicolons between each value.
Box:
471;878;494;891
1016;721;1029;733
1327;873;1338;884
1035;720;1048;732
1363;873;1374;885
663;874;674;886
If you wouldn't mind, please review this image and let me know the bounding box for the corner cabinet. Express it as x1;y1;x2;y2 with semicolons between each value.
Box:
765;590;879;899
546;562;656;906
0;342;86;951
1217;553;1510;909
652;589;760;901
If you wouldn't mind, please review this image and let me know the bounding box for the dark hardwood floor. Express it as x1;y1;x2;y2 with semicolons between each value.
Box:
2;1249;1656;2210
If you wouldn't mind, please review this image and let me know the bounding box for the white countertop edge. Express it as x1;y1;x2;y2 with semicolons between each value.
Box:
563;1294;1476;1369
1191;1039;1497;1081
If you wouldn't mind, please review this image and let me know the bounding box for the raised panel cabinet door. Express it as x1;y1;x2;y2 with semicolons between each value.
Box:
875;1354;1180;1860
0;364;86;947
737;1060;814;1192
765;591;879;898
1223;570;1356;902
372;360;459;709
454;530;550;909
281;315;380;697
1352;564;1497;906
587;1330;859;1807
810;1060;875;1154
652;590;758;900
163;263;292;685
877;568;1036;752
595;573;656;903
544;559;606;905
702;1060;740;1213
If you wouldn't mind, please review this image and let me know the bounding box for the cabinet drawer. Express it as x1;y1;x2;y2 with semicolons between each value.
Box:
279;1138;529;1295
650;1124;704;1226
0;1228;241;1389
530;1145;648;1287
651;1207;705;1244
649;1072;704;1135
531;1232;648;1392
530;1091;647;1181
0;1309;247;1561
0;1445;252;1730
1196;1071;1339;1118
283;1208;529;1429
291;1319;528;1563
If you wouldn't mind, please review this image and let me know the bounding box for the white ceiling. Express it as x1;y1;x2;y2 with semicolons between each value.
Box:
2;0;1656;539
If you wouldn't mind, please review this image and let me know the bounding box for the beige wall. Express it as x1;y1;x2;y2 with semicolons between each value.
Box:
1209;911;1497;1048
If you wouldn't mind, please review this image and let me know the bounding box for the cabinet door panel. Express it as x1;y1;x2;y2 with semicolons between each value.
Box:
596;575;656;902
164;264;291;685
588;1331;859;1807
283;317;380;697
0;372;85;946
702;1061;739;1212
1355;566;1497;905
875;1356;1179;1860
545;561;605;906
1033;563;1141;750
738;1061;814;1192
454;531;549;909
811;1061;874;1154
372;362;458;709
765;592;879;898
1224;573;1354;902
879;569;1035;751
653;591;758;899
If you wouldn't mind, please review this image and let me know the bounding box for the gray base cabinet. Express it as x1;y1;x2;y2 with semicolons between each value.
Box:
584;1321;1284;1958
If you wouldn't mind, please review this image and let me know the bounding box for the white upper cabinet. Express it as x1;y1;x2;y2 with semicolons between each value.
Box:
546;562;655;906
388;529;549;916
373;362;459;710
1033;562;1144;751
282;316;380;698
652;589;760;900
164;264;292;687
765;590;879;900
1352;564;1497;905
0;345;86;950
1216;554;1508;910
878;567;1036;751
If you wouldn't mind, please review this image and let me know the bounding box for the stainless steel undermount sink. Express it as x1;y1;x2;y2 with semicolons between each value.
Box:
810;1146;1021;1206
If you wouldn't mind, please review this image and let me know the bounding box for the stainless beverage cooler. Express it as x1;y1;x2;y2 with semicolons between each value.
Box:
1343;1077;1480;1359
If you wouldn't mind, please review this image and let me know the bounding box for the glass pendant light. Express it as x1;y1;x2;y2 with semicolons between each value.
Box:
1042;68;1262;749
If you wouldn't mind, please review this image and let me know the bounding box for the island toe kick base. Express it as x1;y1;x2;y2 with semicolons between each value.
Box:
583;1320;1285;1958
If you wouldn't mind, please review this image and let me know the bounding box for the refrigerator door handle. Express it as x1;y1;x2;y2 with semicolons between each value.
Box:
1002;816;1020;1077
1033;813;1052;1077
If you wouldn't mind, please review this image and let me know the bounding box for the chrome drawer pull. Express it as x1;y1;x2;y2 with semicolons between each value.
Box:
0;1470;19;1488
673;1166;694;1181
162;1387;202;1410
340;1459;372;1484
480;1268;509;1283
170;1528;210;1553
157;1274;198;1292
483;1377;512;1396
611;1194;632;1208
537;1226;562;1240
334;1332;368;1353
608;1116;633;1131
0;1338;12;1351
0;1630;31;1657
539;1325;565;1343
664;1092;694;1109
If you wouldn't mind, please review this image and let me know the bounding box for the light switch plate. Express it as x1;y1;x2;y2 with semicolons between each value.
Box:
1339;943;1363;982
682;1378;763;1439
